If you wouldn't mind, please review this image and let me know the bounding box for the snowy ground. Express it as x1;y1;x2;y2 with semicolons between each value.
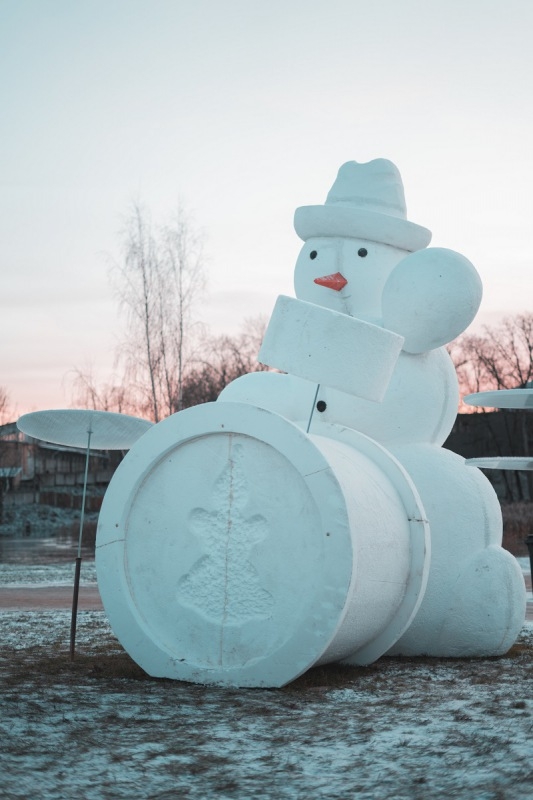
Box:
0;543;532;799
0;559;97;588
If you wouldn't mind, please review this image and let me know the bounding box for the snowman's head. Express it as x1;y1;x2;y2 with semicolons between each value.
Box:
293;160;431;325
294;237;409;324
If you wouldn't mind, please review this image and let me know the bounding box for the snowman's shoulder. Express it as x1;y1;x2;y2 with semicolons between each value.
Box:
391;347;458;409
218;371;317;420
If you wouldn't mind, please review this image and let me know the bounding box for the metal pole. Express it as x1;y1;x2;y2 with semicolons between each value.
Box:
70;424;93;661
306;384;321;434
525;533;533;596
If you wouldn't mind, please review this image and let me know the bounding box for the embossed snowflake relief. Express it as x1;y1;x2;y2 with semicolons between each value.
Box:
177;442;274;624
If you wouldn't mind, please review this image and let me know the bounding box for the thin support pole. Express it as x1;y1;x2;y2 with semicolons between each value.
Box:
70;425;93;661
526;534;533;596
306;384;321;434
69;556;82;661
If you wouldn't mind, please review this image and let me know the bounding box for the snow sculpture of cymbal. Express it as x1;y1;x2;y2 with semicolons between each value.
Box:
96;159;526;687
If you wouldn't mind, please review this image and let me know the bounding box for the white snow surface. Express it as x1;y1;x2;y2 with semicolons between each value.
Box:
1;553;532;799
0;561;97;587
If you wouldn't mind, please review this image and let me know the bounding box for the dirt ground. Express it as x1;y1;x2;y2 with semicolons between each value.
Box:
1;611;532;800
2;580;531;617
1;526;532;799
0;584;103;610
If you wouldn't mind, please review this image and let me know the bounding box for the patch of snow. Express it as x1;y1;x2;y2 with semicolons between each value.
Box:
0;562;97;588
516;555;531;574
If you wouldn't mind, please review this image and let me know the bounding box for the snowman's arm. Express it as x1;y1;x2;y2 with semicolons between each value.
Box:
381;247;482;354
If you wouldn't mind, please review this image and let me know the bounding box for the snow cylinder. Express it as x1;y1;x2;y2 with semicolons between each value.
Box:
258;296;404;402
95;402;429;687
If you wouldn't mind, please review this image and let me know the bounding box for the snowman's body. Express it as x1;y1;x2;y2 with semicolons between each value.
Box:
220;162;526;657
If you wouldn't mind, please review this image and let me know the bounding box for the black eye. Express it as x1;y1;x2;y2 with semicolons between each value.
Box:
309;250;317;260
358;248;368;258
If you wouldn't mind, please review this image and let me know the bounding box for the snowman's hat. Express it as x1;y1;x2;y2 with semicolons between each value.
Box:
294;159;432;252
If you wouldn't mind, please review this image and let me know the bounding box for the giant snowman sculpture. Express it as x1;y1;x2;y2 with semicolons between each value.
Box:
96;159;526;687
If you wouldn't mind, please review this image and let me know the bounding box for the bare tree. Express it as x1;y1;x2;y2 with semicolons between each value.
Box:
72;315;269;415
69;367;132;415
451;313;533;407
0;387;11;425
449;312;533;500
111;204;162;420
180;316;270;408
111;203;206;421
158;206;206;413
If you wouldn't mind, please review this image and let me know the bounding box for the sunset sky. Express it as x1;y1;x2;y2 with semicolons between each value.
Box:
2;0;533;417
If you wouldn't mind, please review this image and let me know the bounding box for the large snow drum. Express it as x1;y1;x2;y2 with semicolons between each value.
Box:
96;402;429;687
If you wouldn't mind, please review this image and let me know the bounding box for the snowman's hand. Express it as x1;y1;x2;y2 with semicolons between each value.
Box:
381;247;482;354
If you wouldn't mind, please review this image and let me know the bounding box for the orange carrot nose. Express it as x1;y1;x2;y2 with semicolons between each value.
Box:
314;272;348;291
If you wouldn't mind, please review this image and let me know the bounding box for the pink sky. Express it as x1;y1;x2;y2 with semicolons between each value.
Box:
2;0;532;418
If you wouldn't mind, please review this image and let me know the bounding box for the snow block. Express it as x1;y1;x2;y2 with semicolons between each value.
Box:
258;295;404;402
